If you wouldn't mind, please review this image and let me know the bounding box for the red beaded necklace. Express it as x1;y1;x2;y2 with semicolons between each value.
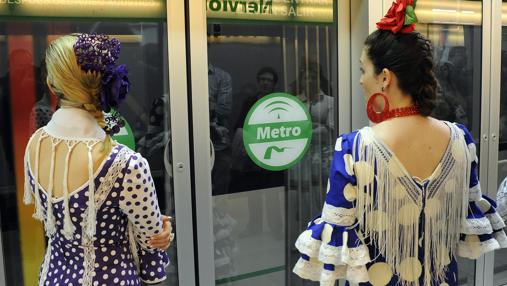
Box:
366;93;420;123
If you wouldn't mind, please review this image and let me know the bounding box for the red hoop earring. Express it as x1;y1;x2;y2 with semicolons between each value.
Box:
367;93;390;123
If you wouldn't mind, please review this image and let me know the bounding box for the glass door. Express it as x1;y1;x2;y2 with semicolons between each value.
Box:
0;1;194;285
189;1;338;285
416;0;484;284
493;1;507;285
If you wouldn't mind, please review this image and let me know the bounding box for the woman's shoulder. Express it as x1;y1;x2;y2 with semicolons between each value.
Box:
115;144;151;169
333;129;362;153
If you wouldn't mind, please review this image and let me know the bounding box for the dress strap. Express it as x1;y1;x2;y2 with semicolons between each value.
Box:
62;140;79;240
45;137;61;236
84;140;101;238
32;130;49;220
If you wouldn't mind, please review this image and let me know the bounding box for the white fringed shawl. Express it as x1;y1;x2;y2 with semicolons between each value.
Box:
24;107;106;240
353;122;470;286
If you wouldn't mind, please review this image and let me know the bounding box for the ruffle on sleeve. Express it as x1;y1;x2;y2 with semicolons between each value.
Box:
292;216;370;285
458;194;507;259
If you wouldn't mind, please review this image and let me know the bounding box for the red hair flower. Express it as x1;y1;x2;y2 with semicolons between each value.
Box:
376;0;418;34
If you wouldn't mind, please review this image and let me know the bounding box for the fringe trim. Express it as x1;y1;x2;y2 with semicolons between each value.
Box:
45;139;59;236
62;141;77;240
23;150;33;205
85;144;97;238
32;132;46;221
355;124;468;286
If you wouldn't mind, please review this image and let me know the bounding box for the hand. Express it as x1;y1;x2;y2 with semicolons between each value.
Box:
149;215;174;250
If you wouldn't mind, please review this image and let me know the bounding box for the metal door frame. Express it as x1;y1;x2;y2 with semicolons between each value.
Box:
0;217;5;286
166;0;198;285
484;0;503;285
187;0;216;285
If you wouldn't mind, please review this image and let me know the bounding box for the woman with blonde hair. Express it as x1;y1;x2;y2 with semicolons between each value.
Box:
24;33;173;285
293;1;507;285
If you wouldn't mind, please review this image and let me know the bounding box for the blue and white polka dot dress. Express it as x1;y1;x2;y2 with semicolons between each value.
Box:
25;132;169;286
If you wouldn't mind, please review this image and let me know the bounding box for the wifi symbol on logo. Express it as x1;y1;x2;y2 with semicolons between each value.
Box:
264;100;292;119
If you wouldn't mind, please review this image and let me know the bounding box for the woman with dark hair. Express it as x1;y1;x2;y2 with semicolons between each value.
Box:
292;1;506;285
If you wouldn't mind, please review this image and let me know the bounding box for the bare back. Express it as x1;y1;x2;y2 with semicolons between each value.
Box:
371;116;451;181
28;130;110;199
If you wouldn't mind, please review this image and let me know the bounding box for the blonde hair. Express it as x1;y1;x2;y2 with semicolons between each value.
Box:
45;34;112;153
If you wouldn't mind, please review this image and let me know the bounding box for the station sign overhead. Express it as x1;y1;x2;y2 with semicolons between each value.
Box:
206;0;334;24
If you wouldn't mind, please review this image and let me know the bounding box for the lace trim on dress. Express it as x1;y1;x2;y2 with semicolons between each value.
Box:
81;145;129;286
39;238;53;285
322;203;356;225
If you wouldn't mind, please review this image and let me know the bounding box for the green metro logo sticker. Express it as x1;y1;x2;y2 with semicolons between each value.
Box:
243;92;312;171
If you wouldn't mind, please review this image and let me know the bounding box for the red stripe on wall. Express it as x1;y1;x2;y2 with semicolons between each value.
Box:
7;22;45;286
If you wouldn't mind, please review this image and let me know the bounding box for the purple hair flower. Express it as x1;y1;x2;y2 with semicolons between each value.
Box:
100;64;130;112
73;34;120;74
73;33;130;136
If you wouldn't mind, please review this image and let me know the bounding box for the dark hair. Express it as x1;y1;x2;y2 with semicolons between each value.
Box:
364;30;437;116
256;67;278;84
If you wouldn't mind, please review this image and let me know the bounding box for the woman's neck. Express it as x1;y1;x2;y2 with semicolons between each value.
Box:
45;106;106;140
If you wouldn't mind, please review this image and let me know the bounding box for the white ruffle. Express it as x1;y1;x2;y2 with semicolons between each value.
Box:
322;202;356;226
319;244;370;267
461;217;493;235
494;231;507;248
320;267;347;286
486;212;506;231
469;184;482;202
293;257;323;281
295;228;371;267
295;230;321;257
457;238;500;259
346;265;369;284
292;257;369;284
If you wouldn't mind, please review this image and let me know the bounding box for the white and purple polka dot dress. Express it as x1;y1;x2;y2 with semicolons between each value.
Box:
24;130;169;286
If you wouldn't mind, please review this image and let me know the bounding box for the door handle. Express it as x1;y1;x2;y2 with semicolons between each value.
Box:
164;138;173;177
210;139;215;170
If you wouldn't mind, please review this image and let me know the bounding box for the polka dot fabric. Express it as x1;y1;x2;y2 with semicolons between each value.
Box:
26;145;169;286
119;154;169;283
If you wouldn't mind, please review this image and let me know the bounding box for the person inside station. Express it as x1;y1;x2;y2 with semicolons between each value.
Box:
230;67;284;239
290;59;335;217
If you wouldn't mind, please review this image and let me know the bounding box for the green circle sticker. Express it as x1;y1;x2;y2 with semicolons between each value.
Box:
243;92;312;171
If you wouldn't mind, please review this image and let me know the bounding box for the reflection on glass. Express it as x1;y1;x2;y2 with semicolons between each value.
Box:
494;2;507;285
207;20;337;285
417;1;483;285
0;21;178;286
